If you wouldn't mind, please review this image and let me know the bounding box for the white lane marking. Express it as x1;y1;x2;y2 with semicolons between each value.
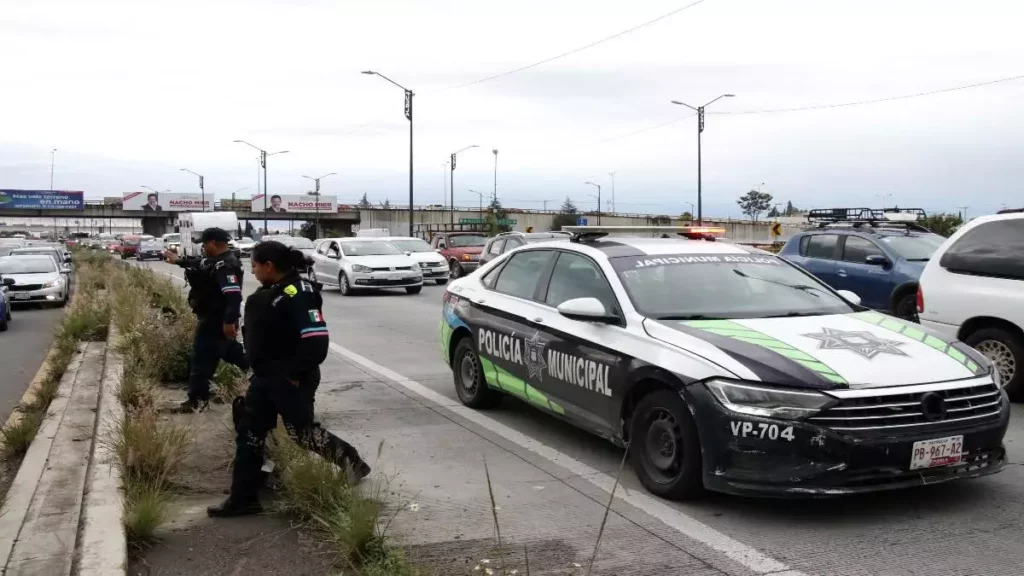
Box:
327;340;807;576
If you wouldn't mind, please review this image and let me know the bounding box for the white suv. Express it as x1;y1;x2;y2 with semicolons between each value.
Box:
917;211;1024;399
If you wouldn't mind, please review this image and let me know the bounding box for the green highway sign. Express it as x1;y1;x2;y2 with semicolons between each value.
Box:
460;218;517;225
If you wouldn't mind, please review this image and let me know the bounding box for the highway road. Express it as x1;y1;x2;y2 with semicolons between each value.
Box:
0;305;64;422
143;259;1024;576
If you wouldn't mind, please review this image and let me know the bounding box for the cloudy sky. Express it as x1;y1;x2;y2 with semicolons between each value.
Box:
1;0;1021;218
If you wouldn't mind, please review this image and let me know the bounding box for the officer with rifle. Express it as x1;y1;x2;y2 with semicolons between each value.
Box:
164;227;248;412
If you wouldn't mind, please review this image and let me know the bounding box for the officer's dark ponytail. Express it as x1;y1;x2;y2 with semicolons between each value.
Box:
252;241;309;273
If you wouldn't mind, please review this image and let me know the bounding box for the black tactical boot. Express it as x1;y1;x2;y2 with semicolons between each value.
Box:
174;398;209;414
207;496;262;518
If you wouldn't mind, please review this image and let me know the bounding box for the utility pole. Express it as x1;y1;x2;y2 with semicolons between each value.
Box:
670;94;735;225
958;206;969;221
180;168;206;211
492;149;499;204
50;148;57;238
442;162;449;211
608;171;617;213
543;200;549;211
584;181;602;225
362;71;415;236
234;141;288;236
303;173;337;239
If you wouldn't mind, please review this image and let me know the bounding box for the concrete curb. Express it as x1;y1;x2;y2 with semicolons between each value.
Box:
0;345;87;573
76;324;126;576
2;347;58;432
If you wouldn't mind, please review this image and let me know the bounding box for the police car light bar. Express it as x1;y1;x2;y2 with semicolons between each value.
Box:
563;225;727;242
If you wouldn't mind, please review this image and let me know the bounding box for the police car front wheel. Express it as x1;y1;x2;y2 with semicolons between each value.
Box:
453;337;502;409
629;390;704;500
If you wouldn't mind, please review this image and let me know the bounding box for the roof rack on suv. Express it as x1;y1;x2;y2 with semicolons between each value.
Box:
562;225;726;242
806;207;931;233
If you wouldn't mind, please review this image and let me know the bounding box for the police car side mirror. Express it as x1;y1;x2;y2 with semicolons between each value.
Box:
836;289;862;306
557;297;617;324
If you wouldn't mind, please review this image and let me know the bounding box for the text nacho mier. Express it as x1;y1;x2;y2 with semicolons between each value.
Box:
438;226;1009;499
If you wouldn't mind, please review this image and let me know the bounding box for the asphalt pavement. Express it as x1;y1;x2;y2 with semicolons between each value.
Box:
0;304;64;422
143;259;1024;576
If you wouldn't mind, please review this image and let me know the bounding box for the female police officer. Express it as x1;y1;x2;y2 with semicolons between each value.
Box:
208;241;370;517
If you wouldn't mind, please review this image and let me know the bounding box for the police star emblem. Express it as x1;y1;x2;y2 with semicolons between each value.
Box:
523;331;548;380
803;327;908;360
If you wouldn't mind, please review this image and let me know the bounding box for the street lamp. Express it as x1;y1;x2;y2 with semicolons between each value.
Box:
140;186;170;195
468;189;485;212
608;171;617;213
234;140;289;235
584;181;602;225
450;145;479;225
302;172;337;240
684;201;695;220
670;93;735;225
362;70;415;236
492;149;499;204
50;149;57;238
180;168;206;211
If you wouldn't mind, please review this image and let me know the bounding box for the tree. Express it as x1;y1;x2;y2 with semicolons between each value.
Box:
766;206;780;218
358;193;371;209
737;190;773;221
680;211;693;222
381;199;391;209
552;196;579;230
784;200;799;216
485;197;512;236
922;213;964;237
299;221;316;240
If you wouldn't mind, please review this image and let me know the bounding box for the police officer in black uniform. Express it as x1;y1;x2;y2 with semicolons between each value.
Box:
208;241;370;517
164;227;248;412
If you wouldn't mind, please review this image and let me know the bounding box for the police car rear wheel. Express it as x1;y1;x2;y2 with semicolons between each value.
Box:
630;390;703;500
453;338;501;408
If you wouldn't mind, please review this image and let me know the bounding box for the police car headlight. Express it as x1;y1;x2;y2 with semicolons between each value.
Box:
705;379;835;420
351;264;372;273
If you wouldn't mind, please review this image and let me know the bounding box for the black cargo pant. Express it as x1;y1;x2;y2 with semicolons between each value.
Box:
231;368;365;503
188;319;249;402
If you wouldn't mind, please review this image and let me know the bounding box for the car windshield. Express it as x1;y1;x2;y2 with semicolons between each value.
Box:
611;253;854;320
141;242;163;250
0;257;57;274
390;238;433;253
342;241;401;256
163;234;180;243
877;234;946;261
448;234;487;247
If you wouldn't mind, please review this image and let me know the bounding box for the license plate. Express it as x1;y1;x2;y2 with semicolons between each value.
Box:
13;293;30;300
910;435;963;470
390;273;403;280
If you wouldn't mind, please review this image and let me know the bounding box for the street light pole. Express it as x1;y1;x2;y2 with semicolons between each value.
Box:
606;172;614;215
234;140;288;236
362;71;415;237
302;172;337;240
449;145;479;225
50;149;57;238
468;189;485;212
180;168;206;211
584;181;602;225
670;94;735;225
492;149;499;205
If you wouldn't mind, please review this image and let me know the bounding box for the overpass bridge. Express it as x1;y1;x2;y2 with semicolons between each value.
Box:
0;199;802;243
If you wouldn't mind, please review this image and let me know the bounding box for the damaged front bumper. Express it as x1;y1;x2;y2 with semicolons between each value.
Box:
685;382;1010;497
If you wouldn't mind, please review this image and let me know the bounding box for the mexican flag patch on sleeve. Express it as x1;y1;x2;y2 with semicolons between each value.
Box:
309;310;323;323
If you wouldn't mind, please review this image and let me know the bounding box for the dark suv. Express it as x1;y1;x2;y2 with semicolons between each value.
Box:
779;208;946;320
479;231;572;266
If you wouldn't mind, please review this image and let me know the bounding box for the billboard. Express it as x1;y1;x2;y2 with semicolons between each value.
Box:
122;191;210;212
250;193;337;213
0;190;84;211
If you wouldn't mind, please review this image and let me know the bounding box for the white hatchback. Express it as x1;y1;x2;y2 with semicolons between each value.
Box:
918;211;1024;399
310;237;424;296
381;236;449;286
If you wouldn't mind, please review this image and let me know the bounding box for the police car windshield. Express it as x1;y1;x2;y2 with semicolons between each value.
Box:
342;241;402;256
877;234;945;261
611;253;854;320
390;238;433;253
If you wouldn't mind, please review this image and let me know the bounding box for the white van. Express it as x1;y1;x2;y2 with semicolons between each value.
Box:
918;211;1024;398
176;212;239;257
355;228;390;238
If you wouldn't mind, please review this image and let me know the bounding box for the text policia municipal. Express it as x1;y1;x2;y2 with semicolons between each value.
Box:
478;328;613;397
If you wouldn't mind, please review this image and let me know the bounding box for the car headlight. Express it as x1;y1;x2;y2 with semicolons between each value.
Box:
43;278;63;288
704;379;835;420
462;254;472;261
351;264;372;273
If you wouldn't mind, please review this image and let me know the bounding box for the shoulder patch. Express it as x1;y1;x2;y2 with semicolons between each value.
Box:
308;310;323;322
271;295;284;307
283;285;298;297
300;281;313;292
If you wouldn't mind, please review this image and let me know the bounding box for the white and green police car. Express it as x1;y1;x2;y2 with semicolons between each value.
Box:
438;226;1009;499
